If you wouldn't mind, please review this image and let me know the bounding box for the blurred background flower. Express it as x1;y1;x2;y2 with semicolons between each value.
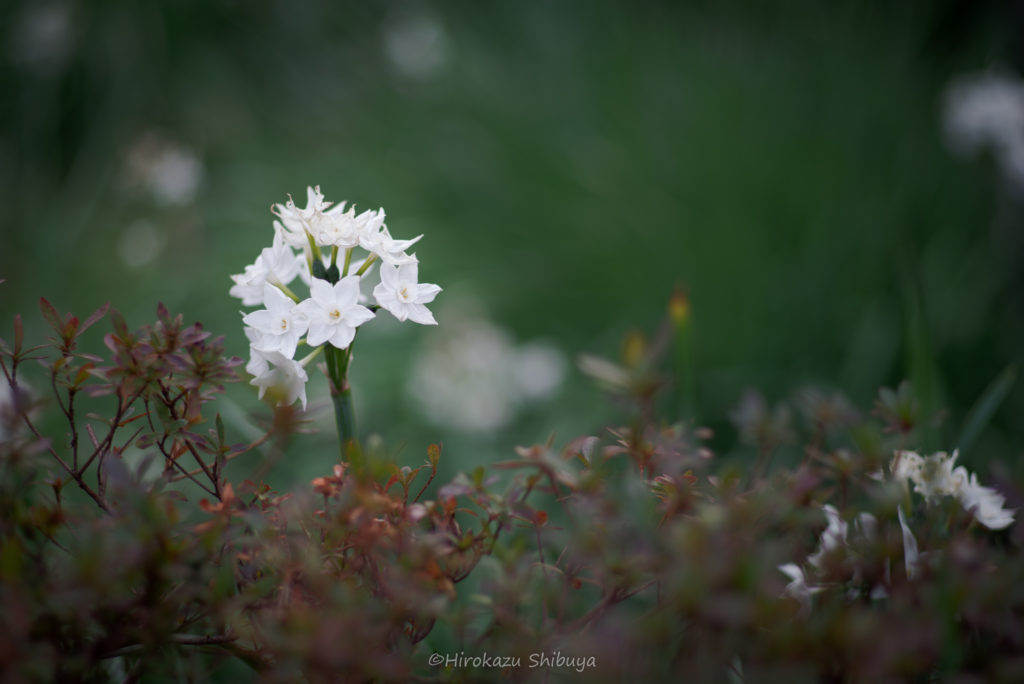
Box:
2;0;1023;482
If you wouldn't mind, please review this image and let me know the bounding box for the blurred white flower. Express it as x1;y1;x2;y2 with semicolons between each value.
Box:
8;3;74;74
249;350;309;410
778;563;821;616
0;378;32;442
897;506;921;580
892;448;1015;529
957;471;1015;530
382;12;450;80
943;71;1024;188
914;450;962;502
512;342;567;400
891;449;924;483
808;504;849;569
116;220;166;269
123;133;204;206
407;312;566;432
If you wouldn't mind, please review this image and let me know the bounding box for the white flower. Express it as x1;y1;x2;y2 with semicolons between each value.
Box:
249;349;309;410
296;276;375;349
808;504;848;569
312;205;382;250
778;563;821;616
943;71;1024;187
892;450;924;483
229;258;268;307
229;227;305;305
360;221;422;266
272;185;333;249
914;450;963;501
892;450;964;503
957;472;1015;530
373;260;441;325
897;505;921;580
243;325;268;376
242;284;308;359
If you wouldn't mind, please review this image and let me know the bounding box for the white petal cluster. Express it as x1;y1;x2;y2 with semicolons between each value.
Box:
892;449;1015;529
943;71;1024;188
406;312;567;432
230;186;442;408
779;448;1015;617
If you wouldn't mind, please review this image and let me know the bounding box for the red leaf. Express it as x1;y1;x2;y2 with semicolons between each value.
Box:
79;302;110;336
39;297;61;332
62;315;79;342
110;309;128;338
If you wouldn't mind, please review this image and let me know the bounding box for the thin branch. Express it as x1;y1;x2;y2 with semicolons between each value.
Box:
101;633;240;659
166;432;271;484
18;410;111;513
157;441;219;498
561;579;657;633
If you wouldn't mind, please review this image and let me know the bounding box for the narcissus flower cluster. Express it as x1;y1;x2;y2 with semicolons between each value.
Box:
778;448;1015;616
230;186;441;409
892;449;1015;529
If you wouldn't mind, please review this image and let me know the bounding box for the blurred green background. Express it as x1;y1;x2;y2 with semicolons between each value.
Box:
3;0;1024;484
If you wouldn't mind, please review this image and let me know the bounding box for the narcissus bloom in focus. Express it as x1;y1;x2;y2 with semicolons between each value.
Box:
297;276;375;350
374;261;441;325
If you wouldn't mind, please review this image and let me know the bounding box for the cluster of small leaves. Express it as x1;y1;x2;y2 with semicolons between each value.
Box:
3;299;1024;683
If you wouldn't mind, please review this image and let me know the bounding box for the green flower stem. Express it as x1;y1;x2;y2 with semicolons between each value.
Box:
342;247;353;276
305;230;323;263
324;343;363;472
331;245;339;268
355;253;378;276
272;281;301;303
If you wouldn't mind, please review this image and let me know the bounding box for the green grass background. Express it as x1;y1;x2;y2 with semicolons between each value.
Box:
3;0;1023;485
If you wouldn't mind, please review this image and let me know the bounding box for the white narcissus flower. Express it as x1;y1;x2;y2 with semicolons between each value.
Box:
778;563;822;616
957;472;1015;529
315;206;384;250
360;220;422;266
242;283;308;359
229;227;305;306
373;260;441;325
892;450;924;483
243;325;268;376
296;276;375;350
249;349;309;410
808;504;848;569
897;505;921;579
229;258;268;307
272;185;332;249
914;450;962;502
262;224;306;285
892;450;965;503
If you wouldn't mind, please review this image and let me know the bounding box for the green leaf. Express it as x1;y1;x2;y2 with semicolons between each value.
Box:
956;364;1017;459
215;413;225;447
427;443;441;468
